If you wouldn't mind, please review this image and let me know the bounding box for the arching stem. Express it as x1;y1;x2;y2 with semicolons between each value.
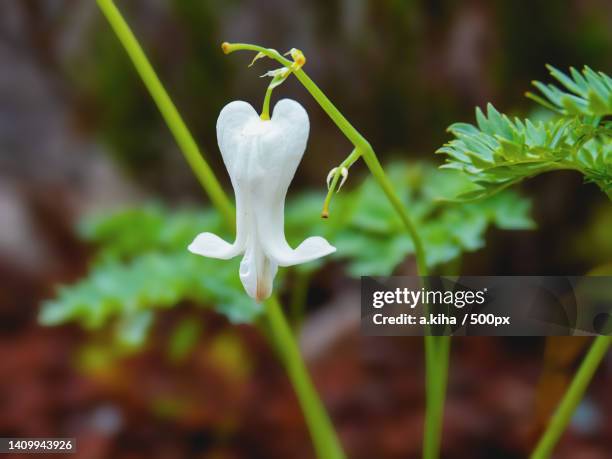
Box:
223;42;448;459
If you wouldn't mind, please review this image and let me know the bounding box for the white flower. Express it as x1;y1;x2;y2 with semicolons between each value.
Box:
188;99;336;301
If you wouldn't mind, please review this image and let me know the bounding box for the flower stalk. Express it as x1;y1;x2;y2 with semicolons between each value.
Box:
423;335;450;459
95;0;234;228
530;336;612;459
223;42;448;459
222;42;429;277
266;296;346;459
322;148;360;218
261;86;273;120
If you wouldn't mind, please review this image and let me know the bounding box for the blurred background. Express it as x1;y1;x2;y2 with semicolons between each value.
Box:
1;0;611;458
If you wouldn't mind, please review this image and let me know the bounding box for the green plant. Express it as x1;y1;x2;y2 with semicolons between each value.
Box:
40;1;611;457
41;165;534;341
438;66;611;200
438;64;612;459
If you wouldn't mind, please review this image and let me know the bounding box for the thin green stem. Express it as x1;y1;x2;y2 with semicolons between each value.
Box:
98;8;343;459
261;86;273;120
265;296;346;459
361;151;428;276
423;330;450;459
530;336;611;459
322;148;361;218
295;63;446;458
223;43;428;277
97;0;234;228
423;335;438;459
223;42;294;67
295;71;428;276
224;42;446;458
428;336;450;459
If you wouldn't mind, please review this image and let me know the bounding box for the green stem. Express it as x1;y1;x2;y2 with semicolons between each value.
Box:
265;296;346;459
98;7;343;459
223;42;446;458
293;69;428;275
97;0;235;228
322;148;361;218
429;336;450;459
423;331;450;459
423;336;438;459
294;54;446;459
223;43;428;277
295;67;448;458
530;336;611;459
261;86;273;120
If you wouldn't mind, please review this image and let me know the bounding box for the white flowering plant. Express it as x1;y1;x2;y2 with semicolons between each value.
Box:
40;1;611;459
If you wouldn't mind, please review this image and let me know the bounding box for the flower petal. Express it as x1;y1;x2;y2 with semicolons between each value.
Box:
216;100;261;179
188;232;242;260
216;100;262;255
267;236;336;267
239;239;278;301
191;98;336;300
262;99;310;183
251;99;336;266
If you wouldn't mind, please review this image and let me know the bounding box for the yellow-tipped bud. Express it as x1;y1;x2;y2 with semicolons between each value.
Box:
290;49;306;70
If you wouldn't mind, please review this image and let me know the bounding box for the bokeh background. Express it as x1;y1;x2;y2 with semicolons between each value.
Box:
1;1;611;458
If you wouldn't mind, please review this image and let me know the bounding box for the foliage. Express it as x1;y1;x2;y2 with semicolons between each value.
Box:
527;65;612;117
40;206;260;348
300;161;535;276
437;66;612;200
40;160;534;346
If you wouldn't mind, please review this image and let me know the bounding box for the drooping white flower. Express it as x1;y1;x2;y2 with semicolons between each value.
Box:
188;99;336;301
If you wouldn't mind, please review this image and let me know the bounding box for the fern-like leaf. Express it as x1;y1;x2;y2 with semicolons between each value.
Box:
437;104;612;199
527;65;612;117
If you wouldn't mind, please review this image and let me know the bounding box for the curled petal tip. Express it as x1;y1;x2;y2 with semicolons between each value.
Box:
326;166;349;192
260;67;289;78
188;232;241;260
326;167;337;189
248;51;265;67
221;42;231;54
337;167;349;192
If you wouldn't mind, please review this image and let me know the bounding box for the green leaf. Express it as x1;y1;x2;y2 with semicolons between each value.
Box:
325;162;535;276
79;204;224;262
40;160;536;350
531;66;612;116
40;252;261;339
437;100;611;198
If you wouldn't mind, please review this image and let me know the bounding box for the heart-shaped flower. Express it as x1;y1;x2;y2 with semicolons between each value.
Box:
188;99;336;301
